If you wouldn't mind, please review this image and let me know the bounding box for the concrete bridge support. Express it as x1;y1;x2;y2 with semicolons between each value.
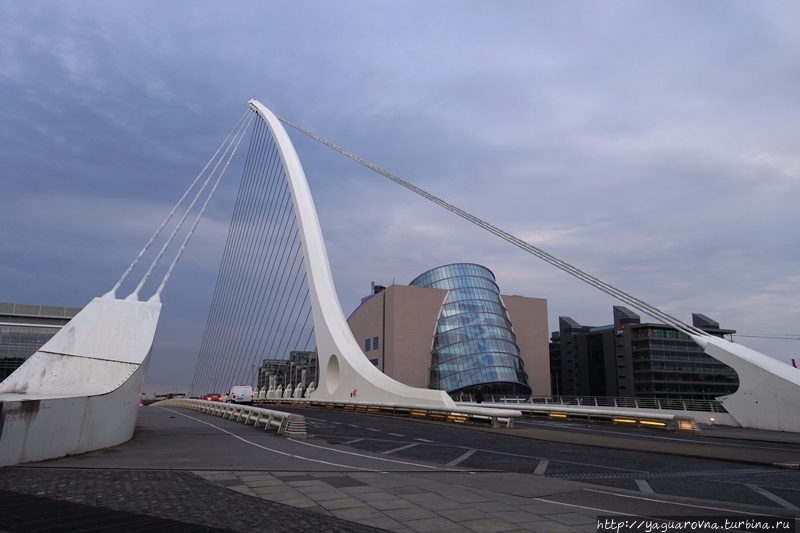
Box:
0;296;160;466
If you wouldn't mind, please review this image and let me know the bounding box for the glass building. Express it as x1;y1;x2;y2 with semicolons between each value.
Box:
409;263;531;396
0;303;81;382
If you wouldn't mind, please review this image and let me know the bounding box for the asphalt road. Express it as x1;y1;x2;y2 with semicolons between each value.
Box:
20;403;800;525
282;405;800;511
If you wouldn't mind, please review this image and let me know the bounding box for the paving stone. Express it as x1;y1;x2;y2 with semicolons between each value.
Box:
0;467;384;533
402;516;466;532
369;498;419;511
318;497;367;511
460;518;521;533
522;521;584;533
437;507;489;521
416;499;470;511
489;510;550;524
470;500;520;513
330;506;387;521
542;513;597;526
384;506;441;521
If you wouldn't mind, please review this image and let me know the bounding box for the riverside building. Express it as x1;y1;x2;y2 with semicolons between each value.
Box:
347;263;551;397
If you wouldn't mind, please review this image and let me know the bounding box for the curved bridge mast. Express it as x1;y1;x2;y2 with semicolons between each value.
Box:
248;99;455;409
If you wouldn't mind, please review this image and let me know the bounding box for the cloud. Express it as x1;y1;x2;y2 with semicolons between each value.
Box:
1;0;798;392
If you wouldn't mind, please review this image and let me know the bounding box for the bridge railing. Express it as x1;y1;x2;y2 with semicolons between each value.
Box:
450;394;727;413
152;399;308;438
255;398;521;428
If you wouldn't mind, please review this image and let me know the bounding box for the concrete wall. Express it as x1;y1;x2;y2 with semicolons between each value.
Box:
385;285;448;389
348;285;448;389
502;295;551;396
0;297;160;466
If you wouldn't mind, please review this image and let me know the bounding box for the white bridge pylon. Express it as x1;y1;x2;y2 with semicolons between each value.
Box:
693;335;800;432
263;99;800;432
0;110;251;466
248;99;456;409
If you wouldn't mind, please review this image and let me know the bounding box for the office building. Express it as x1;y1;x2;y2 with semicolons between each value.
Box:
0;302;81;381
550;306;739;400
347;263;550;397
258;350;317;393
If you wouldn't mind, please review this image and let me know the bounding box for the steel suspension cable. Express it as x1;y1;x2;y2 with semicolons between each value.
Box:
108;109;251;298
191;118;265;394
278;116;707;338
130;112;252;300
151;112;255;301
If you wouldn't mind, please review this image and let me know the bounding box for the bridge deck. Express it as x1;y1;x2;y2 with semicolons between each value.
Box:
2;405;799;532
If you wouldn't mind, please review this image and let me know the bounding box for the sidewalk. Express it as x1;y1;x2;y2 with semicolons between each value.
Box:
3;406;799;532
195;470;597;533
0;466;595;533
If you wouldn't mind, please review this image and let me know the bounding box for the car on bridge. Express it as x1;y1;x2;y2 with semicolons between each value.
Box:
227;385;254;405
204;393;223;402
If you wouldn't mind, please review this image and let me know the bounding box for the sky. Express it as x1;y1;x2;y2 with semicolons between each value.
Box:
1;1;798;395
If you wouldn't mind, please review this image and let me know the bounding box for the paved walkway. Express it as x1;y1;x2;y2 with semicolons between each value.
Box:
2;406;799;532
195;470;596;533
0;466;596;532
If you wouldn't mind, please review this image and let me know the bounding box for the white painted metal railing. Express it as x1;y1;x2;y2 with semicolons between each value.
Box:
450;394;727;413
254;397;521;428
153;399;307;438
482;402;702;431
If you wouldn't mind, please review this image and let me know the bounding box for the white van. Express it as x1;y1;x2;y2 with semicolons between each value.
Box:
227;385;254;405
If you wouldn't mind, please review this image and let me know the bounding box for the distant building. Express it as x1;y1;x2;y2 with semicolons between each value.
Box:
347;263;550;397
550;306;739;400
257;350;317;393
0;302;81;381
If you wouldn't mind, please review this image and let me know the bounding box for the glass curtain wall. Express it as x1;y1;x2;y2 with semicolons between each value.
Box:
410;263;531;396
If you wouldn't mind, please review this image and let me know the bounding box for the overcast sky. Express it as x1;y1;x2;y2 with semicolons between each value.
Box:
1;1;798;394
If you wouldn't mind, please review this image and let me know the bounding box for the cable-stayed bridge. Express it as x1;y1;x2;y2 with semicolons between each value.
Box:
1;99;799;466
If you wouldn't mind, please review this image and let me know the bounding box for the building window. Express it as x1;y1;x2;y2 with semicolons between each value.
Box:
369;358;379;366
372;336;379;350
364;338;371;352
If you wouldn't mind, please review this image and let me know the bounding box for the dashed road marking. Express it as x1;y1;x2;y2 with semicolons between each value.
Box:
635;479;654;493
533;459;549;475
382;443;420;455
415;438;433;443
746;484;800;510
447;449;477;466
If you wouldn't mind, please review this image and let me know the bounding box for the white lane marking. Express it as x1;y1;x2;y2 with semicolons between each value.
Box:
167;407;457;471
447;449;477;467
163;408;377;471
382;443;419;455
367;428;381;432
342;438;364;445
516;420;800;452
635;479;654;493
533;459;549;475
578;488;800;518
389;433;405;437
293;439;460;470
415;438;433;443
746;484;800;510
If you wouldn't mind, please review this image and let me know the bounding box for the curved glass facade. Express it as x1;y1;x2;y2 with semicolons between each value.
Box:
409;263;531;396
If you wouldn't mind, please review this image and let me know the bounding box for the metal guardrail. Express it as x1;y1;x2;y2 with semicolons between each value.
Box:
158;396;696;434
254;398;521;428
152;399;308;438
517;404;700;431
450;394;727;413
